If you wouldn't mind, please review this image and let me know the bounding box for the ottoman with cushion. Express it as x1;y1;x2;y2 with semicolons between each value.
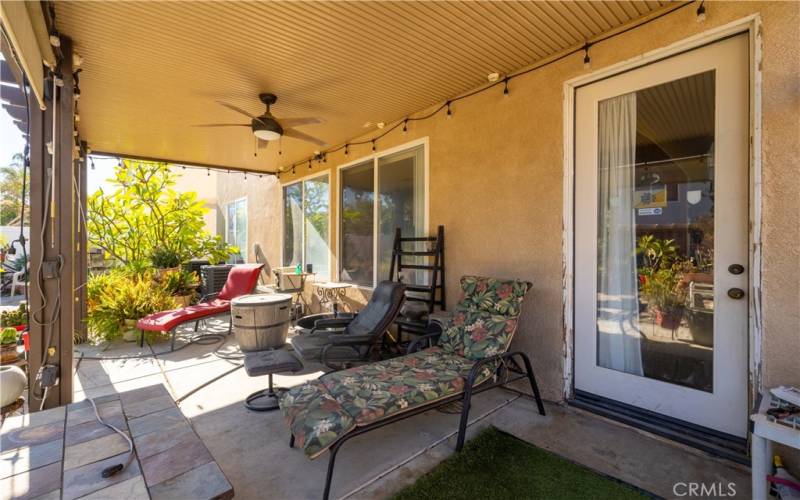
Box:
243;349;303;411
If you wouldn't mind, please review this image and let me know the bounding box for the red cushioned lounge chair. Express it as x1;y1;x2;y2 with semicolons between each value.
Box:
137;263;264;351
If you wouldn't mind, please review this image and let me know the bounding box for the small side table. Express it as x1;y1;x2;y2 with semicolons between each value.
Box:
750;392;800;500
314;282;352;314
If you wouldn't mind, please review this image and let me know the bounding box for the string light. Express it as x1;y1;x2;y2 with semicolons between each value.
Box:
244;171;247;180
696;1;706;22
207;168;210;176
90;157;95;170
271;2;692;180
292;165;296;174
308;160;312;170
583;43;591;69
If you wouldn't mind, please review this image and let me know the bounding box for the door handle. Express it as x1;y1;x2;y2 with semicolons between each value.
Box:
727;288;746;300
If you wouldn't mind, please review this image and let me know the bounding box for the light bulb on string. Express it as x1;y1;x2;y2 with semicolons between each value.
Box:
696;1;706;22
308;160;312;170
583;43;591;69
446;101;452;119
207;168;210;177
503;78;509;97
402;120;408;133
292;165;296;175
345;144;349;155
371;140;376;152
90;157;95;170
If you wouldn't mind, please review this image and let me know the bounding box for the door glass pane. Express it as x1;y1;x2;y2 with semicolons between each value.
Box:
235;200;247;263
377;145;424;282
304;176;329;279
340;161;374;286
596;71;715;392
283;184;302;266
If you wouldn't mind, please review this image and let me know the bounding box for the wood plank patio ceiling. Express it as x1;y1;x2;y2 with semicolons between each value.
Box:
54;1;670;173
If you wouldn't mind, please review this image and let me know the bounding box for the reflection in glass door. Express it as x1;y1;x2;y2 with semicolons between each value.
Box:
574;34;749;437
596;71;716;392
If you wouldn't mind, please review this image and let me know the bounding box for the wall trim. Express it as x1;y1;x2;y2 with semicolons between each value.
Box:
561;14;763;401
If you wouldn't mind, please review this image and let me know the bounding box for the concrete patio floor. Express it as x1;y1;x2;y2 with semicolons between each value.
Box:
69;318;751;499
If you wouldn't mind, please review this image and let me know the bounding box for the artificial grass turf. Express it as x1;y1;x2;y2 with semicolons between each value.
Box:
392;427;647;500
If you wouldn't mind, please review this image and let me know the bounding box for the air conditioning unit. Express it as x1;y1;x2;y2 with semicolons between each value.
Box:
200;264;234;296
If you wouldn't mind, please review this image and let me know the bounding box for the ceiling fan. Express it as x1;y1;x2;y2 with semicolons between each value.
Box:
195;93;326;148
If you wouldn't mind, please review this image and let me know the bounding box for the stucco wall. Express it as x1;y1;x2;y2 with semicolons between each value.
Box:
218;2;799;402
216;171;283;269
173;167;220;237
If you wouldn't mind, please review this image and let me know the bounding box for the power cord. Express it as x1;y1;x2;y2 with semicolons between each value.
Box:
87;396;135;478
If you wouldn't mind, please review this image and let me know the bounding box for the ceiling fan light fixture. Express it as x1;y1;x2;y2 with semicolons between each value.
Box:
253;129;281;141
252;115;283;141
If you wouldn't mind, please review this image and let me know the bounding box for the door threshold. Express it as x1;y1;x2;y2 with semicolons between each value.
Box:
570;390;748;465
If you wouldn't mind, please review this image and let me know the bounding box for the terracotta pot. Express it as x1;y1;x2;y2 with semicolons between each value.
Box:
174;294;192;307
655;308;683;330
0;344;18;364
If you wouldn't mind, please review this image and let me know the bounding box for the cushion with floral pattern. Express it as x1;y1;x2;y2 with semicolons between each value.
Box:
321;347;492;426
279;380;355;459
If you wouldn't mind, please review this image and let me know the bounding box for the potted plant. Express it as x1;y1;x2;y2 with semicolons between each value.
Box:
151;248;182;279
0;327;19;364
0;303;27;330
640;260;694;330
160;269;199;307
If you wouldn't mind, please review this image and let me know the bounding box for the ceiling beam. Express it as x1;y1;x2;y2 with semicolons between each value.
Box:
90;149;278;177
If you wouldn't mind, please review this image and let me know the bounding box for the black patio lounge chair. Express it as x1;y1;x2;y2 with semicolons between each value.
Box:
290;280;406;370
279;276;546;500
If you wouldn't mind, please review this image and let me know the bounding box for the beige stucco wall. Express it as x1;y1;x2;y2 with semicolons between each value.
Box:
173;167;221;236
218;2;800;403
216;171;283;268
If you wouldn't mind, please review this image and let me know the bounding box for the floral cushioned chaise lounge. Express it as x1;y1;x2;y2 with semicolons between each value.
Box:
279;276;547;499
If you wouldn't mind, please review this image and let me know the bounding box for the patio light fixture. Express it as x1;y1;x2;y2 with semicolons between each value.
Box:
696;1;707;22
583;43;591;69
503;78;510;97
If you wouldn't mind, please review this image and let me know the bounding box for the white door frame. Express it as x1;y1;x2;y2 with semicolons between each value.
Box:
562;15;763;405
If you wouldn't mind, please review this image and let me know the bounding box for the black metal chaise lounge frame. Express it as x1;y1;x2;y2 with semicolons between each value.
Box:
290;332;546;500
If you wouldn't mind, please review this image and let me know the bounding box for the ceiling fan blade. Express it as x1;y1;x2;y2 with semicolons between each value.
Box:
283;128;327;147
216;101;263;123
279;117;325;128
258;139;270;149
192;123;250;127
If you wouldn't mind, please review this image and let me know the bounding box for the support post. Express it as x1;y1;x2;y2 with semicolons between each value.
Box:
27;37;77;410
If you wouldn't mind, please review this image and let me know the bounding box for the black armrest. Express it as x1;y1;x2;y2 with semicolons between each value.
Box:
406;332;442;354
328;334;374;346
313;317;353;330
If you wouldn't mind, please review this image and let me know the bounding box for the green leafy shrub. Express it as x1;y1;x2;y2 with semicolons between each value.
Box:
87;160;237;268
1;303;27;327
1;327;18;345
160;268;199;297
87;268;177;341
150;248;182;269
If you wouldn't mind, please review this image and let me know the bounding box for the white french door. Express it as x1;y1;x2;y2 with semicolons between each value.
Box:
574;34;749;437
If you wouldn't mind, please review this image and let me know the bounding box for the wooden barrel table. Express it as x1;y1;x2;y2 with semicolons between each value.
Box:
231;293;293;352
